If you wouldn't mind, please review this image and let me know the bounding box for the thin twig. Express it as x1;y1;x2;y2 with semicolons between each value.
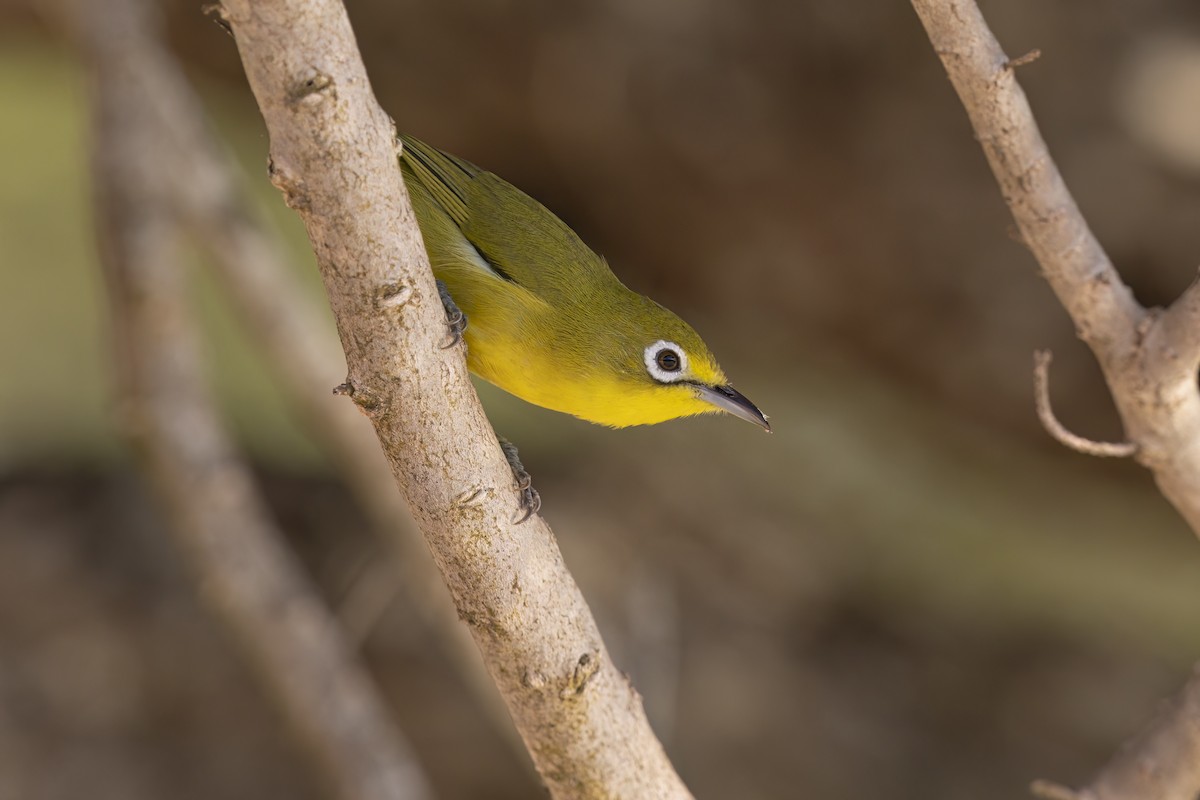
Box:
218;0;692;796
1033;351;1136;457
1005;49;1042;70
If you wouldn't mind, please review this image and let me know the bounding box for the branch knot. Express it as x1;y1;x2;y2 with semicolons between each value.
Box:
287;72;335;106
375;281;414;309
333;378;382;413
560;650;602;699
267;156;310;210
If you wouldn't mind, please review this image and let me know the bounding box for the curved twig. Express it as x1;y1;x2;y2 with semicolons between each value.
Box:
1033;351;1136;458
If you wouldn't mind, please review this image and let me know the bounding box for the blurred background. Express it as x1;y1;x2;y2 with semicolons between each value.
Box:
3;0;1200;797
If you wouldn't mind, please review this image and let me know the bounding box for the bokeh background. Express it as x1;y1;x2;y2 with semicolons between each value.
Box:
4;0;1200;798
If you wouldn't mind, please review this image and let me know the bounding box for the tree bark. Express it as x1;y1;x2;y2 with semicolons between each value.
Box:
216;0;691;796
77;0;522;753
69;0;436;796
910;0;1200;536
910;2;1200;798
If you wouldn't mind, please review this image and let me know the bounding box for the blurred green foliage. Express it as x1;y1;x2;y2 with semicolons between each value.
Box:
0;41;332;468
0;43;111;464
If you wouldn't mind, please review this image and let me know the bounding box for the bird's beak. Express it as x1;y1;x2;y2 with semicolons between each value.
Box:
692;383;771;432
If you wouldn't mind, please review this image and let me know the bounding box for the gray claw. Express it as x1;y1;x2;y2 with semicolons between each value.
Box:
437;280;467;348
514;488;540;524
499;437;540;524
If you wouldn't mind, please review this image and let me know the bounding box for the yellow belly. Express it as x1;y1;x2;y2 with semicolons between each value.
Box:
460;314;715;428
426;212;716;427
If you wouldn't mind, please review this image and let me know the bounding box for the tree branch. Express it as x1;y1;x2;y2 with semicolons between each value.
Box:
67;0;434;796
911;0;1144;361
1080;664;1200;800
911;2;1200;798
1152;271;1200;386
910;0;1200;534
74;0;522;752
216;0;691;796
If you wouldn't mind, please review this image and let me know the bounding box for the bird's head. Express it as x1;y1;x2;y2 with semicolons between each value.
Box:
584;294;770;431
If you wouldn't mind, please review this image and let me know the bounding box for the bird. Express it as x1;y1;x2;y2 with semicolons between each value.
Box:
399;134;769;433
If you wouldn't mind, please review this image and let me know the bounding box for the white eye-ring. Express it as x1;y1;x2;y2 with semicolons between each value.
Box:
644;340;688;383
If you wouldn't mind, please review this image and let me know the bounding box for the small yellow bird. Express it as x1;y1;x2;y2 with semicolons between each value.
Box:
400;135;768;432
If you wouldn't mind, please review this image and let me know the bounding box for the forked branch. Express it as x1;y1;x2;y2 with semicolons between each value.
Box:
910;0;1200;532
911;2;1200;798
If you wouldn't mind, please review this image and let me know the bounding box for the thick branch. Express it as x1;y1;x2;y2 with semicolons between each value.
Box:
217;0;691;796
1084;665;1200;800
1153;272;1200;385
1030;667;1200;800
911;2;1200;798
191;139;524;761
910;0;1145;362
910;2;1200;538
70;1;434;797
82;4;520;749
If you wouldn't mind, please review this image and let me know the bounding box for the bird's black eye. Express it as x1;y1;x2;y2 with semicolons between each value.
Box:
655;349;681;372
644;339;688;382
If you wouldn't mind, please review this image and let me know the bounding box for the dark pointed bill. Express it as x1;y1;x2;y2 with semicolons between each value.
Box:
692;383;771;432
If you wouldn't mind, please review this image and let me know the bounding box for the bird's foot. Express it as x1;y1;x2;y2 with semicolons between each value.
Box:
437;279;467;349
499;436;540;524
